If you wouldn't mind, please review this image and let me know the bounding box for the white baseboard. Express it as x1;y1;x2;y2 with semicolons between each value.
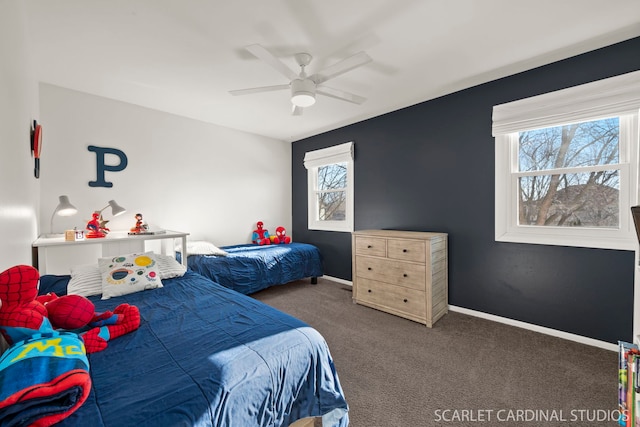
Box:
449;305;617;352
320;277;616;351
321;276;353;286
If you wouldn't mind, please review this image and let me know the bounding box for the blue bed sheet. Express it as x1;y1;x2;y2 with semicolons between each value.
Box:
38;271;348;427
183;243;324;295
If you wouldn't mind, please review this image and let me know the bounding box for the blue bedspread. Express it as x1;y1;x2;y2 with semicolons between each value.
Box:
38;271;348;427
185;243;324;295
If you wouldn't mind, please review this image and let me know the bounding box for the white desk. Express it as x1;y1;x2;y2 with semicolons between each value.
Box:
32;230;189;275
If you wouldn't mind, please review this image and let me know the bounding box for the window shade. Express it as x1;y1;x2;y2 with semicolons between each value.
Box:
304;141;354;169
492;70;640;136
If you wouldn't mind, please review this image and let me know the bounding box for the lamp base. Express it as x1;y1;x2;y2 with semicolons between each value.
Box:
44;233;65;238
85;231;106;239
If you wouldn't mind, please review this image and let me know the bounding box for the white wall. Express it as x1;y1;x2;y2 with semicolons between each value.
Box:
39;84;291;253
0;0;40;271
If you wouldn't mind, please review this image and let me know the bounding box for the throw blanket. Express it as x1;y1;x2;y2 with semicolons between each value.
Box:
0;325;90;427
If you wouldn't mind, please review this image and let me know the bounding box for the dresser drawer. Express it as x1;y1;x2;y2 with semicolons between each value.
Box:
354;236;387;257
355;256;425;290
387;238;426;263
355;277;426;319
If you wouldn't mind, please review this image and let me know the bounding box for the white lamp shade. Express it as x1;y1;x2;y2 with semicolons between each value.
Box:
56;195;78;216
99;199;126;217
108;200;126;217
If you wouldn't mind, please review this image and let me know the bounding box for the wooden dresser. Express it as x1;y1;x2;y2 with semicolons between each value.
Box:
352;230;448;327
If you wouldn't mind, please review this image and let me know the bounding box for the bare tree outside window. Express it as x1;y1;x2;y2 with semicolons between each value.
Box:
317;163;347;221
517;117;620;228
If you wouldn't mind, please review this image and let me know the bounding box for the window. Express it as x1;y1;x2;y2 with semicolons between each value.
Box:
518;117;621;228
493;71;640;250
304;142;354;232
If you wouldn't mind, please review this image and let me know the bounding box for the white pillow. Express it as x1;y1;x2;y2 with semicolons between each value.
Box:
98;252;163;300
68;252;185;298
68;263;102;297
175;241;228;257
154;253;187;279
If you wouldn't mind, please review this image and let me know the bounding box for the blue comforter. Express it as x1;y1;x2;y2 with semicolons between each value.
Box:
185;243;324;295
38;271;348;427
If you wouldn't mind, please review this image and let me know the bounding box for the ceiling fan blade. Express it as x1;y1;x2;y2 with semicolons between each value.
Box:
292;105;304;116
245;44;299;81
317;86;366;104
229;84;290;96
312;51;372;85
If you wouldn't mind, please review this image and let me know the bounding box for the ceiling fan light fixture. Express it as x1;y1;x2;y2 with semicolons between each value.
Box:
291;92;316;107
291;79;316;107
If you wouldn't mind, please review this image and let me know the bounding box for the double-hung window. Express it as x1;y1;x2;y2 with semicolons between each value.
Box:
303;141;354;232
493;71;640;250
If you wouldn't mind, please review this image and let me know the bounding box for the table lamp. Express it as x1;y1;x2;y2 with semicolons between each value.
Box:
48;195;78;237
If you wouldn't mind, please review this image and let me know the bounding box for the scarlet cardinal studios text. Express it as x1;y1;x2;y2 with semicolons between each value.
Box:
433;409;624;423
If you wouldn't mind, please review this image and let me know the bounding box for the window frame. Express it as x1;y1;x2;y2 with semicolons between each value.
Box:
493;71;640;250
303;142;354;232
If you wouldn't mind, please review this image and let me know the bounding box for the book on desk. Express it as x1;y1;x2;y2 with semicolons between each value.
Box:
128;229;167;236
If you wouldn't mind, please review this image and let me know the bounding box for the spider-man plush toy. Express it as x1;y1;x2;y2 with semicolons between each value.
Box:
252;221;271;245
0;264;140;353
271;226;291;244
0;265;141;426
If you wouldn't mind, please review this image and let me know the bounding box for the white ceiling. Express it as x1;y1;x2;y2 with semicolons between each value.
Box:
24;0;640;142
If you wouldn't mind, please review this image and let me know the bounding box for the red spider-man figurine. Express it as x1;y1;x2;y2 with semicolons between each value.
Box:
86;212;109;238
252;221;271;245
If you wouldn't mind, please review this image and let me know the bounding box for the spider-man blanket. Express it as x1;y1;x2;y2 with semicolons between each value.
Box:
0;322;91;427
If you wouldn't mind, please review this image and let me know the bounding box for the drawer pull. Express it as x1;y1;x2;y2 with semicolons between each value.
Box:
403;299;408;303
403;273;408;277
403;249;407;252
367;267;372;271
367;245;372;248
368;289;372;293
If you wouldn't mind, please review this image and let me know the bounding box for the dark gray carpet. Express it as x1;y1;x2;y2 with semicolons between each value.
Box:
252;278;619;427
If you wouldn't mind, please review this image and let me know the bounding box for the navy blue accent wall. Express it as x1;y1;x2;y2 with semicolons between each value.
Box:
292;37;640;344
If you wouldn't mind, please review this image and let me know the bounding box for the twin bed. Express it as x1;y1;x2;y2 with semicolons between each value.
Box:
179;242;324;295
16;242;347;426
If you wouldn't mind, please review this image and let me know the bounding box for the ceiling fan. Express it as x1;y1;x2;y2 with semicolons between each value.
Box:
230;44;372;115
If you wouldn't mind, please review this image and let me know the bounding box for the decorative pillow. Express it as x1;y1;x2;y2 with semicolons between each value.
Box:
98;253;163;300
154;253;187;279
175;241;229;256
68;264;102;298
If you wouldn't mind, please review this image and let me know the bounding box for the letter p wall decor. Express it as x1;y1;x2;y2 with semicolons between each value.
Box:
88;145;128;188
